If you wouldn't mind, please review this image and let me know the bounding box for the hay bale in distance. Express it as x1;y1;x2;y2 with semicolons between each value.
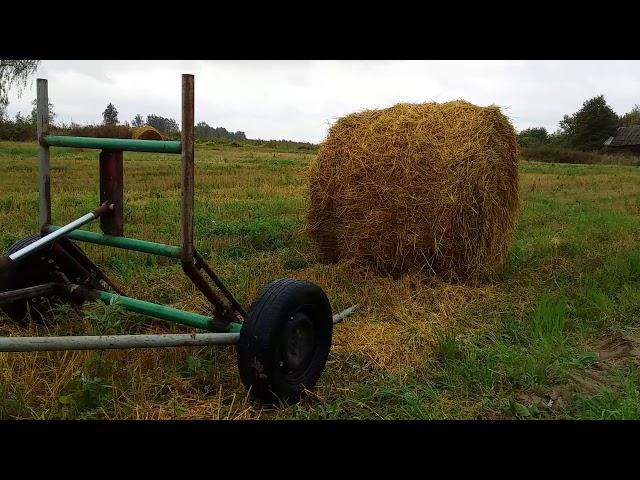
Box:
306;100;519;280
132;126;163;140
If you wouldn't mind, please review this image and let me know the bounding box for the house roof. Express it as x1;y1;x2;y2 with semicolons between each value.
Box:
607;125;640;147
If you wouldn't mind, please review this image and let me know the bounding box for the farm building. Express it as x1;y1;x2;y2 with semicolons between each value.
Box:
604;125;640;155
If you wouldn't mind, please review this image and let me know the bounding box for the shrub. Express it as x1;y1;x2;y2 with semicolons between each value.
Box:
520;145;640;166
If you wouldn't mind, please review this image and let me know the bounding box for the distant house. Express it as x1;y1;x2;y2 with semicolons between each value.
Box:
604;125;640;155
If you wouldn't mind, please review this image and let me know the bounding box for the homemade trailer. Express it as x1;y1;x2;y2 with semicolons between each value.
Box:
0;74;355;405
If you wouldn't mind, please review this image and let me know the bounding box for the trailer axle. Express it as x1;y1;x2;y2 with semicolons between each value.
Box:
0;306;358;352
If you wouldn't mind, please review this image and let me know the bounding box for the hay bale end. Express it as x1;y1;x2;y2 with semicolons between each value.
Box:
306;100;519;280
132;126;164;140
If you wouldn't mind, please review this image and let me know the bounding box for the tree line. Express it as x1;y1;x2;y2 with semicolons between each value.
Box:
194;122;246;141
0;99;247;142
6;93;634;151
518;96;639;151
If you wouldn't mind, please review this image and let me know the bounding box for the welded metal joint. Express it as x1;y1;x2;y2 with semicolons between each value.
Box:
181;259;234;328
65;284;101;304
92;201;115;218
49;242;97;288
193;250;246;319
58;238;123;295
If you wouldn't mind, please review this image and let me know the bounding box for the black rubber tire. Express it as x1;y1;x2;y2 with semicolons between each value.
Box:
1;235;79;323
1;234;62;322
238;278;333;405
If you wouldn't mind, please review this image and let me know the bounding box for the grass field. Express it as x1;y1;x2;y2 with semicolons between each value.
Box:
1;140;639;419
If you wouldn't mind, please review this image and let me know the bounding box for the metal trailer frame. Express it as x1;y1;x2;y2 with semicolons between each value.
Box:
0;74;356;356
2;74;245;335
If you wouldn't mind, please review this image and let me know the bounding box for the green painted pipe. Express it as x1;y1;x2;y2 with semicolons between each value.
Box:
46;227;181;258
43;135;182;154
97;291;242;333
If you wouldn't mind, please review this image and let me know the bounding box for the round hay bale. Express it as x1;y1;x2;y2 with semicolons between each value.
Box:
306;100;519;280
131;126;163;140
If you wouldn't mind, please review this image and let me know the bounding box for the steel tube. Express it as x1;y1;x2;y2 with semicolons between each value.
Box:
194;250;246;318
180;74;195;262
37;79;51;228
0;305;358;352
96;290;242;333
9;212;98;262
0;306;357;351
43;136;182;154
182;260;232;321
0;332;240;352
0;283;60;305
332;305;359;324
46;227;181;258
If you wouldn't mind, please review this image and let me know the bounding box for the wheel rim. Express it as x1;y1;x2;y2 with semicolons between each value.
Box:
280;311;316;376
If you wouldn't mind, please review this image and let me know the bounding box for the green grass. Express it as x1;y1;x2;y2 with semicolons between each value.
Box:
1;143;640;419
570;367;640;420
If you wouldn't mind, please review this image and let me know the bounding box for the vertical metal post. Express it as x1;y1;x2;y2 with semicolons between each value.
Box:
180;74;195;262
37;79;51;229
99;149;124;236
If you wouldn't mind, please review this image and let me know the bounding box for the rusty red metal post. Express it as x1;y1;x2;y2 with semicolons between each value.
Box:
180;74;195;262
99;150;124;236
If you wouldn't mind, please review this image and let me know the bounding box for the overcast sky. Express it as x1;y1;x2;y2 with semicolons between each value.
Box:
5;60;639;143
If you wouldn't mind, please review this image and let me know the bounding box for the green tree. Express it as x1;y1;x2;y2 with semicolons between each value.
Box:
552;115;576;147
620;105;640;126
146;114;179;134
0;60;40;111
194;120;246;140
102;103;119;125
559;95;619;151
29;97;56;126
558;114;576;137
131;114;144;127
518;127;549;147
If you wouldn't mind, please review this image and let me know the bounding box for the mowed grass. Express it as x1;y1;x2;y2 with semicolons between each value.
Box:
1;140;639;419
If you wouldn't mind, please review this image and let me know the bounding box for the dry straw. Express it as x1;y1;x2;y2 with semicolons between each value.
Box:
307;100;520;281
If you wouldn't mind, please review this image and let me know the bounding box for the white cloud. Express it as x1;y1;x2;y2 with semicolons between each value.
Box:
5;60;640;143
